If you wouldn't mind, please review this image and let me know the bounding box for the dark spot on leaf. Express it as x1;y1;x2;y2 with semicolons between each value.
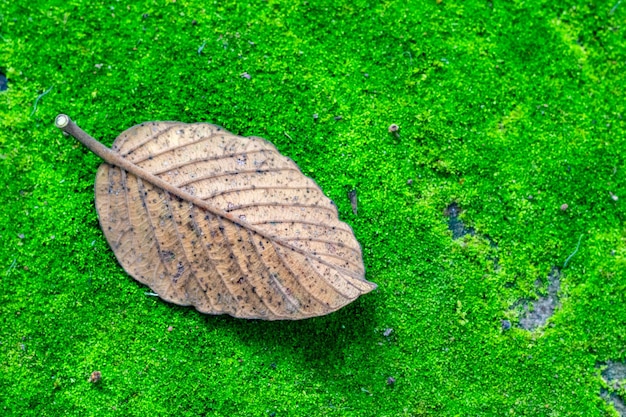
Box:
160;251;175;263
172;262;184;283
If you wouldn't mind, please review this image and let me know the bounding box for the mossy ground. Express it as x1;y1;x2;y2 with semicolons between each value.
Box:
1;0;625;415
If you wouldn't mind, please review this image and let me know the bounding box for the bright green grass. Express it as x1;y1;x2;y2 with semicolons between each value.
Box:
1;0;625;415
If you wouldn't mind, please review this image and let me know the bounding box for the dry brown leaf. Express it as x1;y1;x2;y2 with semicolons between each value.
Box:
55;114;376;320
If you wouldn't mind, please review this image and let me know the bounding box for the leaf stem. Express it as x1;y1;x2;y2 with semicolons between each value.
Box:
54;114;372;286
54;114;240;222
55;114;126;168
56;116;277;241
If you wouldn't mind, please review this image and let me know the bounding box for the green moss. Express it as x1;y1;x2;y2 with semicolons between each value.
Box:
1;0;625;415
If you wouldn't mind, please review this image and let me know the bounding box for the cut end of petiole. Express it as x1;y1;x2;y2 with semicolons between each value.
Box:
55;114;70;129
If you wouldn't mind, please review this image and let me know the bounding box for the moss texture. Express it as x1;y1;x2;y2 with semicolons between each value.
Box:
1;0;625;415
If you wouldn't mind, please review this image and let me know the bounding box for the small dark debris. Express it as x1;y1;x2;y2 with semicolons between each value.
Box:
388;124;400;138
142;13;149;19
501;320;511;331
444;203;475;239
191;19;198;25
387;377;396;385
383;328;393;337
348;190;358;215
517;268;561;331
0;72;8;91
270;363;277;369
89;371;102;383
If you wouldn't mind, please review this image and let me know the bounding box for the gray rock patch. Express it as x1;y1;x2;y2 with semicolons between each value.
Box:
445;203;475;240
517;268;561;331
603;361;626;383
599;361;626;416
